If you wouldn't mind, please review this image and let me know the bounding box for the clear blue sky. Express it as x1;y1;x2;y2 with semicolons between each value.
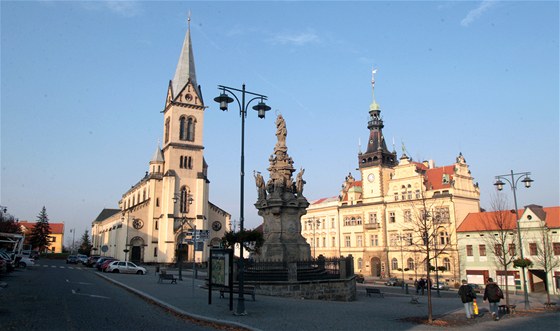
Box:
1;1;558;244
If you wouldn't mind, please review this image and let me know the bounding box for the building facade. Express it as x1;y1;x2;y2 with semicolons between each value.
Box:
457;205;560;294
19;221;65;253
91;20;230;264
302;73;481;285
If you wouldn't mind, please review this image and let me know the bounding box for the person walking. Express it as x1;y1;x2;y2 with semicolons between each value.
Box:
483;277;504;321
458;280;476;319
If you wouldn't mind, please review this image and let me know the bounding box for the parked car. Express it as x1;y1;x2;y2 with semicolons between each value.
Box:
76;254;88;264
22;250;40;260
99;258;118;272
355;274;365;283
86;255;100;267
0;251;15;271
468;283;483;293
66;255;78;264
385;277;404;286
95;257;114;270
431;281;450;290
106;261;147;275
16;256;35;268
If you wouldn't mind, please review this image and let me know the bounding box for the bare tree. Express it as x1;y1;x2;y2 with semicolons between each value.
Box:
403;191;454;323
482;193;517;307
534;220;560;305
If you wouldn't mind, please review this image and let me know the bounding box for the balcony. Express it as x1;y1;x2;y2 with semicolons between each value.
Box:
364;223;380;230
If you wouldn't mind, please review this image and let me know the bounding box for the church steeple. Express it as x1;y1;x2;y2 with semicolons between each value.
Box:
358;68;397;169
170;14;200;100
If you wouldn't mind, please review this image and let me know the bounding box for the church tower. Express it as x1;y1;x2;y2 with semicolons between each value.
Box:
159;16;209;262
358;68;397;201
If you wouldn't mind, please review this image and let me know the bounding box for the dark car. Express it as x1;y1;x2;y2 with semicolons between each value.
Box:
385;277;404;286
355;274;365;283
96;257;116;271
86;255;100;267
66;255;78;264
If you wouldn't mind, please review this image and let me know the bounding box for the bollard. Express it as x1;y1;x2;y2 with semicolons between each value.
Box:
405;283;409;294
156;266;160;274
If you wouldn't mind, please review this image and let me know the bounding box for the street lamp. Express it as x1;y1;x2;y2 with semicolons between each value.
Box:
307;217;321;258
494;170;533;309
173;192;193;281
214;83;270;316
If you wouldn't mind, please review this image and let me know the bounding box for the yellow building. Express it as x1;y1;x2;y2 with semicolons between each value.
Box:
303;73;480;285
91;19;230;264
19;221;64;253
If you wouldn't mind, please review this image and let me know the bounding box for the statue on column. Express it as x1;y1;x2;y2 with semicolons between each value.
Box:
296;168;305;196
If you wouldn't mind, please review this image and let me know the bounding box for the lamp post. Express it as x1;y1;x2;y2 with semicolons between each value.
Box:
121;212;131;262
214;84;270;316
494;170;533;309
397;233;406;287
173;192;193;281
307;217;321;258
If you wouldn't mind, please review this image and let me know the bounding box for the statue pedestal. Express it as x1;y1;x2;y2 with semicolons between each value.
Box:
255;195;311;262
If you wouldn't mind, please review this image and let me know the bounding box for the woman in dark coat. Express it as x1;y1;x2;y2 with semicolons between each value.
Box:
458;279;475;319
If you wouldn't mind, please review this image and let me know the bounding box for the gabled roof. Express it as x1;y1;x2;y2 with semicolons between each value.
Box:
458;206;560;232
18;221;64;234
425;165;455;190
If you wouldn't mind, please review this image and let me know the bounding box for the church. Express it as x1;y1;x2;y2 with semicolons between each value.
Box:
91;19;230;264
302;71;481;285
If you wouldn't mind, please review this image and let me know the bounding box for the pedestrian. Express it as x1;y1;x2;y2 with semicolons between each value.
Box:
483;277;504;321
458;280;476;319
419;278;425;295
414;279;419;294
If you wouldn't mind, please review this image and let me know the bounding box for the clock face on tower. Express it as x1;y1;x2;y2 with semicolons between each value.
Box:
367;173;375;183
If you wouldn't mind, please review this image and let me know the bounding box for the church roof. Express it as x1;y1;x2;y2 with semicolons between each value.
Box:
171;18;199;99
425;165;455;190
150;146;164;163
92;208;121;223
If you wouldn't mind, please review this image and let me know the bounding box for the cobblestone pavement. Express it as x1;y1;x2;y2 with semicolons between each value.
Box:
95;266;560;331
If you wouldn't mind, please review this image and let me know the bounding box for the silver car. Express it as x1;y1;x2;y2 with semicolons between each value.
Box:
106;261;146;275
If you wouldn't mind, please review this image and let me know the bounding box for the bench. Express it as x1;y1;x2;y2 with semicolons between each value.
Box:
498;304;516;314
158;272;177;284
219;285;256;301
365;287;384;298
410;296;419;304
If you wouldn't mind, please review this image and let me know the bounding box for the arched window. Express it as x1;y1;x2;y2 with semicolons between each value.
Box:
179;116;186;140
186;117;195;141
407;258;415;270
443;257;451;271
391;258;398;270
180;186;190;213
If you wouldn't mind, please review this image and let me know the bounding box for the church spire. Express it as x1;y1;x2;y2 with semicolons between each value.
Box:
171;13;199;99
358;67;397;169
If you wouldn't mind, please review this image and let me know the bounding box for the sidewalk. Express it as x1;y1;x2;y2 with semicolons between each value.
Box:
96;266;559;331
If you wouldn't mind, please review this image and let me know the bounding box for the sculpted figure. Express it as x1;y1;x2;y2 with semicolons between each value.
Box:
275;115;287;147
254;171;266;200
296;168;306;195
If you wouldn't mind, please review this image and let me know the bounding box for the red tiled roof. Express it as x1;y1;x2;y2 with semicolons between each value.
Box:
18;221;64;234
425;165;454;190
457;206;560;232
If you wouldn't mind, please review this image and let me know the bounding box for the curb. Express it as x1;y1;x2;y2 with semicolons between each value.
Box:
95;272;260;331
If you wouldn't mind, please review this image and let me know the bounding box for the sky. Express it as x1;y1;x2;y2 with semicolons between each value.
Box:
1;1;558;245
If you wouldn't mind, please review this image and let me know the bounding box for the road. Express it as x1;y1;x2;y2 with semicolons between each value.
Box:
0;260;219;330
